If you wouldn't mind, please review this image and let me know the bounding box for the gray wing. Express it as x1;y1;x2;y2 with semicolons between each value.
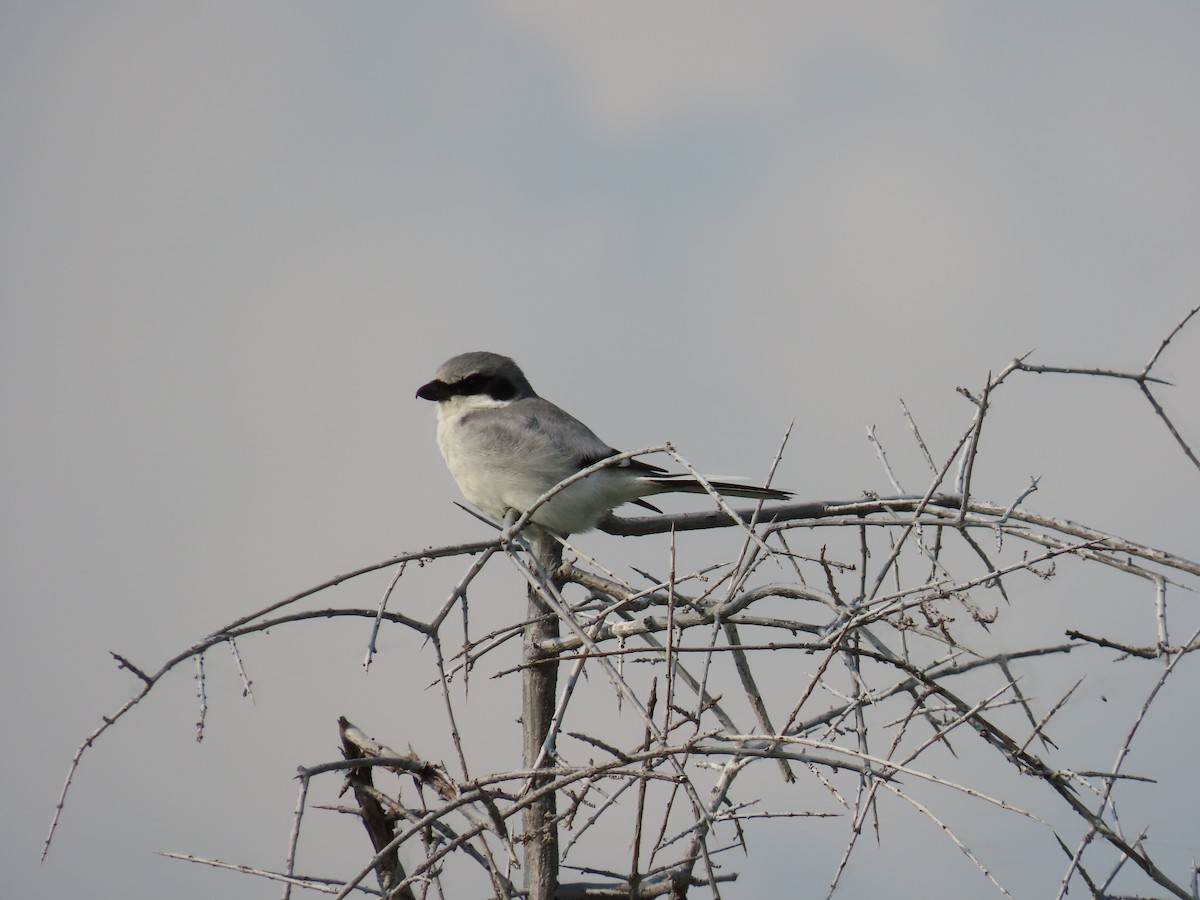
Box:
459;396;666;481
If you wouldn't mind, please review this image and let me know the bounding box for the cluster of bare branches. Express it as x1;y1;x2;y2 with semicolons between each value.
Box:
45;308;1199;898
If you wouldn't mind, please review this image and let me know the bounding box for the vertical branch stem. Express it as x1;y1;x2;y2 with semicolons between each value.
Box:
523;531;562;900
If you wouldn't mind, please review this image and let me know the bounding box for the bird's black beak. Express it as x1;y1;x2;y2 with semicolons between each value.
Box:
416;380;450;401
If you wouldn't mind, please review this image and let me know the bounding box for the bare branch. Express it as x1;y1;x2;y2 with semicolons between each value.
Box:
51;322;1200;897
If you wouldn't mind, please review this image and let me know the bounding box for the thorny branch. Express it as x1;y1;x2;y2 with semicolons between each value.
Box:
46;309;1200;898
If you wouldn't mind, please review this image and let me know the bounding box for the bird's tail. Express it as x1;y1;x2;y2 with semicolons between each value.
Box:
645;474;791;502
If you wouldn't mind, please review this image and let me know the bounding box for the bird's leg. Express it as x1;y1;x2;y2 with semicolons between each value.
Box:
500;508;520;549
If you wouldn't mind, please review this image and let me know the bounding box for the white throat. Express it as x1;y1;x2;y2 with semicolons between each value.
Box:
434;393;512;423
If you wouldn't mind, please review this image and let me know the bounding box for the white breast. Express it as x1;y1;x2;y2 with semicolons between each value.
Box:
433;398;645;535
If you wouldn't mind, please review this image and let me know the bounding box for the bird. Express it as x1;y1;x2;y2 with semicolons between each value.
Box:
416;351;791;536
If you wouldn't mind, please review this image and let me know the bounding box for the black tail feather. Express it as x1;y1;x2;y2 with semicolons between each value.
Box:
646;475;791;502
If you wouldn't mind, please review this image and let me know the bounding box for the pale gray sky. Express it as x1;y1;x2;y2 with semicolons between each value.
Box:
5;3;1199;897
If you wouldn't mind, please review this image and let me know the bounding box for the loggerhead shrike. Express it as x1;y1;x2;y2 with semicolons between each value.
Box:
416;351;791;536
